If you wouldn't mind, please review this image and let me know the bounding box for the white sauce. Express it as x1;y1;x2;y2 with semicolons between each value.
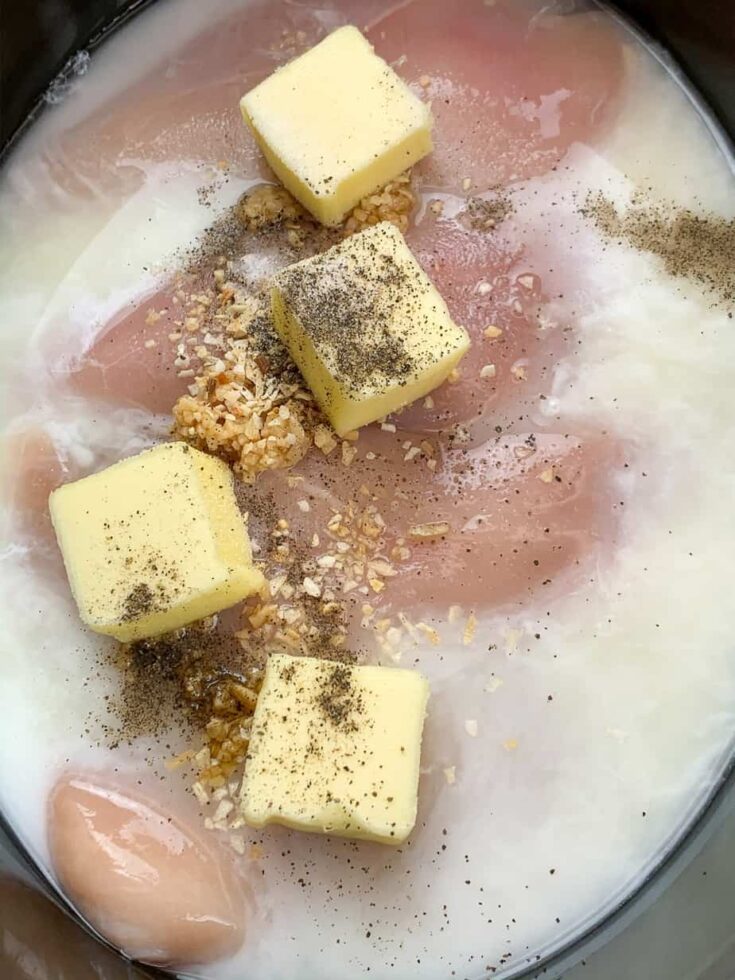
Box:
0;1;733;978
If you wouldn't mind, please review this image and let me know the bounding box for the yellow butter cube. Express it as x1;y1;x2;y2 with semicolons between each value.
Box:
242;653;430;845
49;442;263;643
240;25;432;226
271;221;470;435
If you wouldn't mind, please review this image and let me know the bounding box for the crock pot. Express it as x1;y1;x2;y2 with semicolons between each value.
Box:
1;2;733;978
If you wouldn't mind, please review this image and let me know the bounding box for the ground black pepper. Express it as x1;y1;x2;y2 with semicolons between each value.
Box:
109;620;263;742
461;192;514;232
275;240;418;396
315;662;365;732
581;191;735;306
121;582;157;622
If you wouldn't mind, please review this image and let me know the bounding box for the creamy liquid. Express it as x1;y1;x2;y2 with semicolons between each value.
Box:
0;1;734;978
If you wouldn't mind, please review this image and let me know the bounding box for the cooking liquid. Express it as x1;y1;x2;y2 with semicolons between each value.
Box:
0;1;734;978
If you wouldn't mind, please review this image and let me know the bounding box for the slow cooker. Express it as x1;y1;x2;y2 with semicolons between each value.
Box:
1;2;733;978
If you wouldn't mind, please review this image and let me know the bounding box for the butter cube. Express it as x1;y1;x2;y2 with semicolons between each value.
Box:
240;25;432;226
271;221;470;435
49;442;263;642
242;653;430;845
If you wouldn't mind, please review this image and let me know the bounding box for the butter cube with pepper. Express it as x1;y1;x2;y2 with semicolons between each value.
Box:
49;442;263;643
240;25;433;226
242;653;430;845
271;221;470;435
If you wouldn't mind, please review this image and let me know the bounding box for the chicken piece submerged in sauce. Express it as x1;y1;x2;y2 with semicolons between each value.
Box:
6;2;707;979
48;776;247;966
10;0;626;619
